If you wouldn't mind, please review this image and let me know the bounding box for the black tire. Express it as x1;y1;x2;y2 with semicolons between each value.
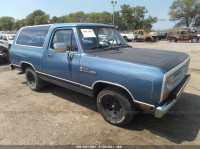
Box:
97;87;136;126
191;37;198;43
4;51;10;63
123;36;128;42
25;67;45;91
146;38;152;42
170;38;177;42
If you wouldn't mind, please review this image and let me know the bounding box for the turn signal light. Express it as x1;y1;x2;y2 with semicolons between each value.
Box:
139;104;151;110
162;92;170;102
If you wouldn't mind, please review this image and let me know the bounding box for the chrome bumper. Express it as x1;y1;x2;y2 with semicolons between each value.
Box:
155;74;191;118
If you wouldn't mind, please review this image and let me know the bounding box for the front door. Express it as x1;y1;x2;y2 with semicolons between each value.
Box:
46;28;80;91
180;31;190;40
137;31;145;40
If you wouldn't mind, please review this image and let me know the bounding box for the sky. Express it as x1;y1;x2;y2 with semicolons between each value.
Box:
0;0;175;30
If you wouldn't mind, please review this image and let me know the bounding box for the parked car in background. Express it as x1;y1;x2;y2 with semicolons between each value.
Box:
0;33;16;63
0;46;9;63
167;30;199;43
157;32;168;40
10;23;190;126
134;30;157;42
149;32;158;35
0;34;16;49
120;32;135;42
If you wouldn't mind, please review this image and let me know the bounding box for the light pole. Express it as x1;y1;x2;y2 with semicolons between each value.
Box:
111;1;117;26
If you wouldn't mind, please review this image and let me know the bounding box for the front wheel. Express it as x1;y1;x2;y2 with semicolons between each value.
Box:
25;67;45;91
146;38;152;42
97;87;136;126
191;37;198;43
170;38;177;42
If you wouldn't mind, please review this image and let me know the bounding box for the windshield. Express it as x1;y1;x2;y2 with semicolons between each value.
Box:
8;35;15;40
78;27;127;51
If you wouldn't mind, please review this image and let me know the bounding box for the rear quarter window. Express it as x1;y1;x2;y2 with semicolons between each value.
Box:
16;25;51;47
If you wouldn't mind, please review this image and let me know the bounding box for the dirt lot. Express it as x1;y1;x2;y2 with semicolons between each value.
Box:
0;41;200;146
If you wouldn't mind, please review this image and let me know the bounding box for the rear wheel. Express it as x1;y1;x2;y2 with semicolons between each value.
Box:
25;67;45;91
191;37;198;43
97;87;136;126
170;38;177;42
146;38;152;42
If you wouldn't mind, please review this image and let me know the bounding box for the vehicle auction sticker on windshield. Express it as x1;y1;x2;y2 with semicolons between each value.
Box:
81;29;96;38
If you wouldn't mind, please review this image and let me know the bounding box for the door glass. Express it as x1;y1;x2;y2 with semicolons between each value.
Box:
51;30;78;51
16;25;50;47
182;31;187;34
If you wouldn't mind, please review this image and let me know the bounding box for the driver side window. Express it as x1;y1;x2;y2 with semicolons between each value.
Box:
181;31;187;34
51;29;78;51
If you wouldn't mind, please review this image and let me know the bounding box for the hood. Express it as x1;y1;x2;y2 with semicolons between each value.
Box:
88;48;189;72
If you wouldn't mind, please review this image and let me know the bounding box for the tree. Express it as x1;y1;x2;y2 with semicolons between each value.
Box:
169;0;200;27
67;11;86;22
86;11;112;24
0;17;15;31
0;6;158;31
12;19;26;30
193;2;200;27
34;14;49;25
49;16;59;23
141;16;158;32
120;4;157;31
25;10;49;25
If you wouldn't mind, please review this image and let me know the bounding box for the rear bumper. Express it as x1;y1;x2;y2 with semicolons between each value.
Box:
155;74;191;118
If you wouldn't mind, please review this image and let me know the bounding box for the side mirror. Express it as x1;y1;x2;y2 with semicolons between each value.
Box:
53;43;67;53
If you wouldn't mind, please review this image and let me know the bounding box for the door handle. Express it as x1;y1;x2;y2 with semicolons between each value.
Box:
47;54;53;58
48;54;53;58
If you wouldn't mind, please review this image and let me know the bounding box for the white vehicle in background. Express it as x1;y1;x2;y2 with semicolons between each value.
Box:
0;34;16;50
149;32;158;35
120;32;135;42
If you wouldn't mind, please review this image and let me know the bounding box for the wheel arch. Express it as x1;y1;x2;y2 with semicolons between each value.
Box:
170;37;177;40
20;61;36;73
192;36;199;39
145;37;152;42
92;80;155;108
92;80;135;102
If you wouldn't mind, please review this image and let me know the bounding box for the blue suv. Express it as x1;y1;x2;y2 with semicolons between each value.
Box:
10;23;190;126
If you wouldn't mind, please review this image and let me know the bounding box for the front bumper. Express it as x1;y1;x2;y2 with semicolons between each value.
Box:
155;74;191;118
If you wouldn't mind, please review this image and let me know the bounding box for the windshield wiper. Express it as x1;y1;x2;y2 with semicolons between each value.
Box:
91;45;109;50
117;44;132;48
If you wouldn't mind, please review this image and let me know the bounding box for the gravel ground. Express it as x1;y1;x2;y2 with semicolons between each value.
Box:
0;41;200;146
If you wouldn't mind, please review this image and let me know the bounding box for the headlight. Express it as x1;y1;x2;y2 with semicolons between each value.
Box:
163;75;174;96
